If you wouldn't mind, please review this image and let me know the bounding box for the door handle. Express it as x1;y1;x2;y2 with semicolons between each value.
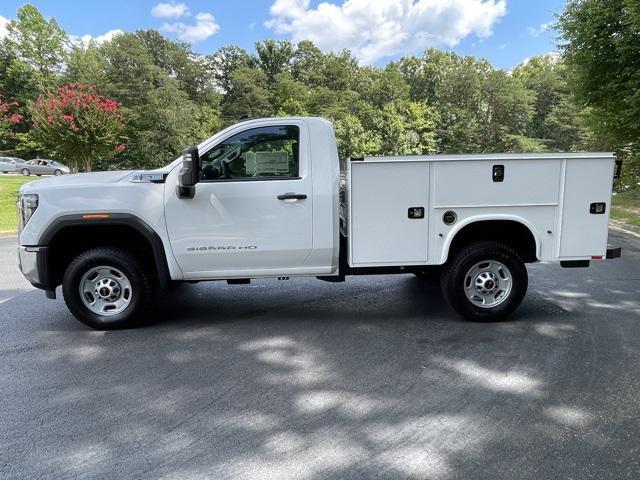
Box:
277;193;307;200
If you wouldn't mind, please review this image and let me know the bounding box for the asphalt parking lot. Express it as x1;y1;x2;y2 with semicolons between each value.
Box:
1;230;639;479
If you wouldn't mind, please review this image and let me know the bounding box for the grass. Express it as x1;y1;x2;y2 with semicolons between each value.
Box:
611;187;640;228
0;175;40;233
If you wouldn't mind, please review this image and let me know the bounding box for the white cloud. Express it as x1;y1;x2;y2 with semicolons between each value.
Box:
527;21;552;37
151;2;190;19
0;15;10;40
69;29;124;47
265;0;507;64
162;12;219;43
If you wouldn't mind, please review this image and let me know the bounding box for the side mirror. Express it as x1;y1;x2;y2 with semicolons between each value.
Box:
176;145;200;199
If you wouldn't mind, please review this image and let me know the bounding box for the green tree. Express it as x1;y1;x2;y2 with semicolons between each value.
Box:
136;30;215;103
79;32;217;168
255;40;294;79
1;4;68;99
404;102;439;154
512;55;586;150
398;50;488;152
398;49;537;153
558;0;640;187
30;84;125;172
291;41;324;87
354;65;410;109
208;45;253;92
477;70;533;152
333;114;381;158
223;67;273;118
1;3;624;174
319;50;358;91
66;44;107;87
271;73;309;116
558;0;640;147
373;101;438;155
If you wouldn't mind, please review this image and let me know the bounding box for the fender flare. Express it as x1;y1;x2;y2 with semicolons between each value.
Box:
38;213;171;288
440;214;542;264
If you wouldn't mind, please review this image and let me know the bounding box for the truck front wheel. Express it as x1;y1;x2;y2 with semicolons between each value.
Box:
440;241;528;321
62;247;155;330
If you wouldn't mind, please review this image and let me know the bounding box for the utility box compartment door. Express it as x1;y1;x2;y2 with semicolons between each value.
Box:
349;161;429;266
559;158;614;258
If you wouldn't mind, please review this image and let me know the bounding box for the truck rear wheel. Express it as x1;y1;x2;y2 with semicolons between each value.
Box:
62;247;154;330
440;241;527;321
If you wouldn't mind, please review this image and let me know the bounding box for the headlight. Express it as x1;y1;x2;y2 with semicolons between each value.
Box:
17;193;39;232
129;172;165;183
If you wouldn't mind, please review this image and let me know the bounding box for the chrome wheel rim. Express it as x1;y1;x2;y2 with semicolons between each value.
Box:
79;266;132;316
464;260;512;309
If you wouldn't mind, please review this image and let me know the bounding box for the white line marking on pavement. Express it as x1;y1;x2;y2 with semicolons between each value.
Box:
609;224;640;239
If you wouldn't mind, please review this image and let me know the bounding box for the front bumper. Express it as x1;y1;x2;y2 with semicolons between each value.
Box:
18;246;41;284
17;246;54;294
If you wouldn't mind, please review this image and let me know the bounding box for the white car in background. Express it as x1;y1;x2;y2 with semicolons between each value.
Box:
0;156;27;173
20;159;70;176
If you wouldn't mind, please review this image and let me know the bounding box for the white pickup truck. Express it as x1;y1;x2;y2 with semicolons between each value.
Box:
17;117;621;329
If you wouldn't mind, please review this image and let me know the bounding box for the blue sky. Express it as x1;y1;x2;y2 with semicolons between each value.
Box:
0;0;564;69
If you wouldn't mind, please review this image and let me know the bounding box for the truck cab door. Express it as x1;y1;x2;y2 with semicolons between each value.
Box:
164;122;313;278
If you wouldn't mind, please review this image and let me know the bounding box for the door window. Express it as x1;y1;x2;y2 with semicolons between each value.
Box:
200;125;300;181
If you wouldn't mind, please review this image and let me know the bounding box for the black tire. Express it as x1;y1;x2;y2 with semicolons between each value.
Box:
54;169;62;176
21;168;30;176
62;247;155;329
440;241;528;322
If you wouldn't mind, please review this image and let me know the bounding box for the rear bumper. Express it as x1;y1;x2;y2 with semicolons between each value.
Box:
561;247;622;268
17;246;54;293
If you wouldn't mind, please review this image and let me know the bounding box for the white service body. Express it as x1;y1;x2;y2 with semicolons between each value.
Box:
343;152;615;267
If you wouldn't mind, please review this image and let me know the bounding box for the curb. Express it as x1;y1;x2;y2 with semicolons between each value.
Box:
609;224;640;239
609;218;640;238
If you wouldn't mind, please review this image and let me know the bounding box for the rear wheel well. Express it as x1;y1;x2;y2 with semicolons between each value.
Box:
447;220;538;263
47;225;160;288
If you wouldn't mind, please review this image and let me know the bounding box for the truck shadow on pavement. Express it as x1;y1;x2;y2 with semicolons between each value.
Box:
1;237;639;479
147;275;452;328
